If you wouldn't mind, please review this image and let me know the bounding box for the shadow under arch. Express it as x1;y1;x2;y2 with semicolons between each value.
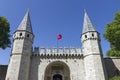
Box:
44;61;70;80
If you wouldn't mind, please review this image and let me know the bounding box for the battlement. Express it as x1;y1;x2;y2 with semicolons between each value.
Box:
33;47;82;55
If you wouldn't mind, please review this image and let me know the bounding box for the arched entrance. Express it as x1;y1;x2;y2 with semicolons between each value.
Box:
53;74;62;80
44;61;70;80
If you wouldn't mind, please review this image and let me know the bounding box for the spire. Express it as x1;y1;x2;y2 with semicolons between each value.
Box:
82;9;96;34
17;10;33;33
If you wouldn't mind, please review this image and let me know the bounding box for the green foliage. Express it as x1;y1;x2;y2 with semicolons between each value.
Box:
109;76;120;80
0;16;11;49
106;49;120;57
103;11;120;57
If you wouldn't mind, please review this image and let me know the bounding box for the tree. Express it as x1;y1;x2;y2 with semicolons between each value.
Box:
0;16;11;49
103;11;120;57
109;76;120;80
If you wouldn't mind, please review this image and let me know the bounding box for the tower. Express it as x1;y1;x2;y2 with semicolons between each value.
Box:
81;10;108;80
5;10;34;80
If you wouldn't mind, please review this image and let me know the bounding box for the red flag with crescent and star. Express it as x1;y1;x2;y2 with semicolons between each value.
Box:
57;34;62;40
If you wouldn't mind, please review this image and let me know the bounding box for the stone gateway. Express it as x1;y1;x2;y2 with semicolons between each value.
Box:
4;10;120;80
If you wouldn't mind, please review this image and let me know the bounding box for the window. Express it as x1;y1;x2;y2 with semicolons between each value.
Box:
27;34;29;37
92;33;94;37
19;33;22;36
85;35;87;38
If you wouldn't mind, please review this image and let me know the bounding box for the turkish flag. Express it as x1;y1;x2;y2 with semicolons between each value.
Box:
57;34;62;40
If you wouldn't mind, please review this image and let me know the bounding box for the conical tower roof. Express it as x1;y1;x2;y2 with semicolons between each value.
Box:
82;10;96;34
17;10;33;33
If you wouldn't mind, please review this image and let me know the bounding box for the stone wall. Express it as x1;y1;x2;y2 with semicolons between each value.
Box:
1;57;120;80
29;56;120;80
0;65;8;80
30;54;85;80
104;58;120;78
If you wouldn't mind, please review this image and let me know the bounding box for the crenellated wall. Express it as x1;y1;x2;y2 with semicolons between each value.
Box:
30;51;85;80
33;47;82;55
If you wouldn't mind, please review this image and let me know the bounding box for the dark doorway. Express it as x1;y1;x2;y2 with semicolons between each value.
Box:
53;74;62;80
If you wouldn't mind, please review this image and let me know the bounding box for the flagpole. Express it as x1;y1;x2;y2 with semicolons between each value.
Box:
57;34;62;52
57;39;58;48
57;39;58;53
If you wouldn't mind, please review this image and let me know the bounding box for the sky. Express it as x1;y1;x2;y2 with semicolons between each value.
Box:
0;0;120;65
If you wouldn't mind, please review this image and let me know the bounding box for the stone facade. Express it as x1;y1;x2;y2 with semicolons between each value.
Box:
2;10;120;80
0;65;7;80
30;47;85;80
1;58;120;80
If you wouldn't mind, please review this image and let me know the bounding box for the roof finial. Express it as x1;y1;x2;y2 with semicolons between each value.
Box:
84;8;87;13
27;8;30;13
